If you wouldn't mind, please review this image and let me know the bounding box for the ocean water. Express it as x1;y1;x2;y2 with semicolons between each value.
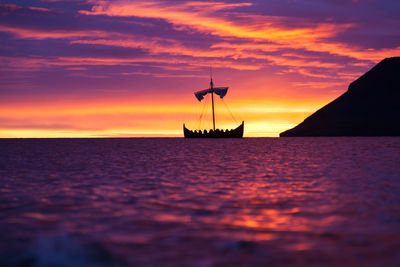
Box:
0;137;400;266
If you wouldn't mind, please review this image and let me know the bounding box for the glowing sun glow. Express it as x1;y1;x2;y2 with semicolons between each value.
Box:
0;1;399;137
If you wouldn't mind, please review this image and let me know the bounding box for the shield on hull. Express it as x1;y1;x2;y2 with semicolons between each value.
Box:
184;121;244;138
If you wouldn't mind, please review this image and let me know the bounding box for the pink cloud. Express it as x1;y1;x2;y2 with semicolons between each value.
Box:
0;25;110;40
0;3;51;13
2;1;398;81
80;0;400;63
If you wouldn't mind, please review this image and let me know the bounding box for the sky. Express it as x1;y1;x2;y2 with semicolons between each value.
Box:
1;0;399;137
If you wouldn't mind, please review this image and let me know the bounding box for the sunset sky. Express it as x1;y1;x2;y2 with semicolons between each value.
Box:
1;0;399;137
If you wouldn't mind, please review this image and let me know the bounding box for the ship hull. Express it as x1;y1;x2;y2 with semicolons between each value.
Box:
183;121;244;138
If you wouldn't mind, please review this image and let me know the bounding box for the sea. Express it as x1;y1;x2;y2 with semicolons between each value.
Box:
1;137;400;266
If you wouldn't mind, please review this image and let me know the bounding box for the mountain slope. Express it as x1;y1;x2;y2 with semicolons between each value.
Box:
280;57;400;137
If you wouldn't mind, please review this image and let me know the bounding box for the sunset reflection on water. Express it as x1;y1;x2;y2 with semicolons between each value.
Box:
1;138;400;266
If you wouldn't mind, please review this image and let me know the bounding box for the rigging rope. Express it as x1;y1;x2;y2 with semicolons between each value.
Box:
195;93;240;130
221;98;238;125
197;95;209;129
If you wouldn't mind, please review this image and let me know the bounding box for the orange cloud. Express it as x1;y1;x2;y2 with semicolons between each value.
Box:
0;52;262;73
3;1;397;77
80;0;400;63
80;1;341;42
2;1;399;77
0;25;109;40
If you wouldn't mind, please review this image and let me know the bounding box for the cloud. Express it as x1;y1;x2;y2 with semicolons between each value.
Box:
80;1;344;44
291;81;346;89
2;0;398;78
80;0;400;62
0;25;109;40
0;3;51;13
1;0;399;137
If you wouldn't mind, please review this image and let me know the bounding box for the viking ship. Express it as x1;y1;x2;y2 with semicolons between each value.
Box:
183;76;244;138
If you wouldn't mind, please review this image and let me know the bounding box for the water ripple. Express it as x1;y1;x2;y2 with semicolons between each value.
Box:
1;137;400;266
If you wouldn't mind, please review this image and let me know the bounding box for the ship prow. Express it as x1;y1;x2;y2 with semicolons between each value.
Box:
184;121;244;138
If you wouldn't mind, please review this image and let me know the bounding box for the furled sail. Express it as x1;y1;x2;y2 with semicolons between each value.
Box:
194;89;212;101
194;87;228;101
214;87;228;98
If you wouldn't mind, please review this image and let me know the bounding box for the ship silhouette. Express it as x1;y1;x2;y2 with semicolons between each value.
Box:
183;75;244;138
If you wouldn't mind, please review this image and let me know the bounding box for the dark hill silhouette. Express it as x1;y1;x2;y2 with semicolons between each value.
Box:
280;57;400;137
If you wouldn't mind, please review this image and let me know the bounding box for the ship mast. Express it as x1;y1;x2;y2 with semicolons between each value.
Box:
210;69;216;131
